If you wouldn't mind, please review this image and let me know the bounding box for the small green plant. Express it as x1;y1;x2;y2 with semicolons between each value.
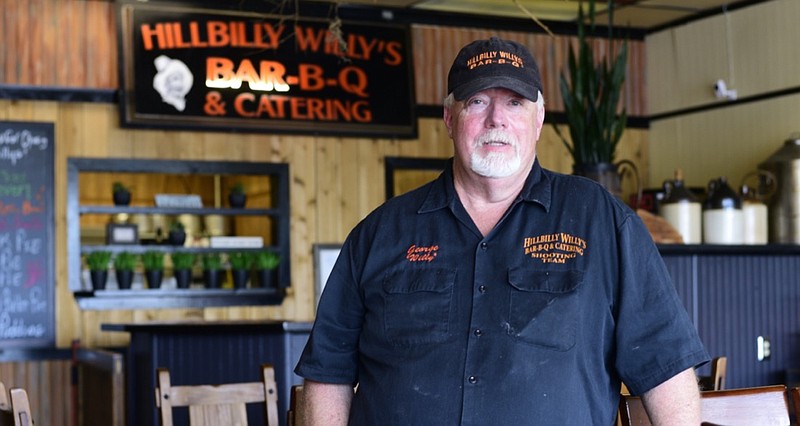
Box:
171;251;195;270
229;182;245;195
112;182;130;193
141;250;165;271
170;221;185;232
252;251;280;270
202;253;223;270
86;251;112;271
113;252;137;271
228;252;253;270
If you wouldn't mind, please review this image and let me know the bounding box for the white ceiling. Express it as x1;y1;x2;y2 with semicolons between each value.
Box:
335;0;766;30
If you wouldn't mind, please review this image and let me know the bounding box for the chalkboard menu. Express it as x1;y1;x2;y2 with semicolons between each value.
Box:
0;121;55;347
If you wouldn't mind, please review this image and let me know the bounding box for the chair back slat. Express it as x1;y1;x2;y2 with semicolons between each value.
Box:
155;364;279;426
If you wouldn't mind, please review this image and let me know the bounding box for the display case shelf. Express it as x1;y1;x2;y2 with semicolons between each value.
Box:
73;288;284;310
67;158;291;310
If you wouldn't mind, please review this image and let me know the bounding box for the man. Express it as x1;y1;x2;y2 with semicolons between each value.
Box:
295;37;708;425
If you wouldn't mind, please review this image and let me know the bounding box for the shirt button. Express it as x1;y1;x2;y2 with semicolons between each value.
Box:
468;376;477;384
479;285;487;293
474;329;483;337
480;242;488;250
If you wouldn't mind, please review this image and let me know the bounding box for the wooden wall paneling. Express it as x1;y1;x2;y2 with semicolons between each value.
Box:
357;138;385;219
68;0;88;87
412;25;646;116
286;136;316;320
648;0;800;116
2;0;23;84
649;93;800;190
315;137;344;243
339;138;363;233
55;0;73;86
85;0;117;88
0;360;72;426
731;0;800;100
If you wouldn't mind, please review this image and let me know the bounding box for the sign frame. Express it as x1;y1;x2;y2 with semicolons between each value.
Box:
117;2;418;138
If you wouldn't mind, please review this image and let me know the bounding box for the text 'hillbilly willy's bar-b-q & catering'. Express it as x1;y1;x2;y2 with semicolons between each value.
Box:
118;2;416;137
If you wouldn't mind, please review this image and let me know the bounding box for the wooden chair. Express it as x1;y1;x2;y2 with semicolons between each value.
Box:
619;384;790;426
698;356;728;391
286;385;304;426
790;387;800;424
155;364;279;425
0;383;33;426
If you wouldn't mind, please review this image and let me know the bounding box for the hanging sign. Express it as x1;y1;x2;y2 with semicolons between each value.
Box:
118;3;417;137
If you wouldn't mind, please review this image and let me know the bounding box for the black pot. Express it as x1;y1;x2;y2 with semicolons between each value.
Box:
90;270;108;290
115;269;134;290
228;192;246;208
145;269;163;289
174;268;192;289
203;269;222;289
168;230;186;246
113;190;131;206
572;160;639;200
254;268;277;289
231;269;249;289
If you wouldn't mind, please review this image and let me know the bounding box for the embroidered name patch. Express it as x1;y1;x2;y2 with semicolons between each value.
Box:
406;244;438;262
523;233;586;264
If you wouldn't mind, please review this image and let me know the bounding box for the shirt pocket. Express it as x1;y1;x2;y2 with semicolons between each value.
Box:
382;268;455;346
505;267;584;351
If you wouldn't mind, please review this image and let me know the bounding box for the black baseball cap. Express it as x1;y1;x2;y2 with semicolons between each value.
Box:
447;37;542;102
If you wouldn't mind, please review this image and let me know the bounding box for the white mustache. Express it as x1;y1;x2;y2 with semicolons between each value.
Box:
475;129;516;147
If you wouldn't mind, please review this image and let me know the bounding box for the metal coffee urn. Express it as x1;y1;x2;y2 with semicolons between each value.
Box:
759;133;800;243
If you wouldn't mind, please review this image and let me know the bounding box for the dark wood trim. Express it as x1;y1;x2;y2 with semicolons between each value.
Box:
0;84;117;103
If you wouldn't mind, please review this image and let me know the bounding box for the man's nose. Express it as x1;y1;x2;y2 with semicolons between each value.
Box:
484;103;508;128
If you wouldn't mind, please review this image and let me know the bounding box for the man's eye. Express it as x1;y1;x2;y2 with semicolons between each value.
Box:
509;99;522;106
468;98;484;105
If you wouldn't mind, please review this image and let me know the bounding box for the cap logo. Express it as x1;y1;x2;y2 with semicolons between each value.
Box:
466;50;525;70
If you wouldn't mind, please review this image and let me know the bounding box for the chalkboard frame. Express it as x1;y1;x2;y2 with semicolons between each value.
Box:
0;121;56;348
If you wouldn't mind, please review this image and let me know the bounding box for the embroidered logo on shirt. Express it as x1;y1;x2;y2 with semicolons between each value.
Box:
523;233;586;264
406;244;439;262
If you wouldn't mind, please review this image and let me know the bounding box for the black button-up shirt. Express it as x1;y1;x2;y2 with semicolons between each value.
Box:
296;159;708;425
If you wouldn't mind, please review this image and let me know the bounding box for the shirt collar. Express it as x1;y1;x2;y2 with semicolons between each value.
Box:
418;158;552;214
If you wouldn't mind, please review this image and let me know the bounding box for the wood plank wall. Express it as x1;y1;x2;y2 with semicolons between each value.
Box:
0;359;72;426
0;0;649;350
647;0;800;189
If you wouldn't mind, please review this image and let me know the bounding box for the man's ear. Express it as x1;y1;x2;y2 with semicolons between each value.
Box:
534;105;545;140
443;106;454;139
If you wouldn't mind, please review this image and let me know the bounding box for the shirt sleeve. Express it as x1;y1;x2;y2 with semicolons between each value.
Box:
294;232;364;385
613;213;709;395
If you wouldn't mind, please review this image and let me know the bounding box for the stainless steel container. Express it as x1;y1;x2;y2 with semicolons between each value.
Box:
759;134;800;243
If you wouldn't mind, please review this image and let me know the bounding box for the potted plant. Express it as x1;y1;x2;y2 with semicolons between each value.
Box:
86;250;112;290
201;252;223;289
112;181;131;206
553;0;631;198
113;251;137;290
252;250;280;289
168;221;187;246
170;251;195;289
228;251;253;289
141;250;164;289
228;182;246;208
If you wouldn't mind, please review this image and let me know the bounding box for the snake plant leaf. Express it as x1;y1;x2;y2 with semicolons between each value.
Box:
555;0;628;167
